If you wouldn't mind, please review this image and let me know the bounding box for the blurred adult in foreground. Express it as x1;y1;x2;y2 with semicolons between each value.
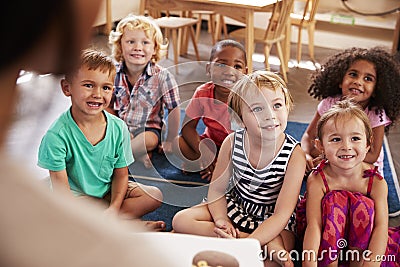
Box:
0;1;172;266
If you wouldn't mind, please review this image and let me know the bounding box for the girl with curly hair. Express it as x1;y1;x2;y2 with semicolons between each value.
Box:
301;47;400;174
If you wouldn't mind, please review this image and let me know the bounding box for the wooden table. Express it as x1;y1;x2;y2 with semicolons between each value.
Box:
140;0;278;72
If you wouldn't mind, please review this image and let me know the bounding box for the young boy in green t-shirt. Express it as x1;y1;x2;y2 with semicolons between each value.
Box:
38;49;165;230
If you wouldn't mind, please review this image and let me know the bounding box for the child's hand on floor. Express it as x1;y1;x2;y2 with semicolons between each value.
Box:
200;161;216;181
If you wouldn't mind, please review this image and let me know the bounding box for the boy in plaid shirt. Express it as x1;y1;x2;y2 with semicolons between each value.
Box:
108;15;180;168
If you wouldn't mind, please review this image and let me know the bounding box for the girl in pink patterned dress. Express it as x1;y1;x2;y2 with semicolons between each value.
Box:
298;99;399;266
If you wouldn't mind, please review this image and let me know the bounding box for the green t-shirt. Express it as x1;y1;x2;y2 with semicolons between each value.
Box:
38;109;134;198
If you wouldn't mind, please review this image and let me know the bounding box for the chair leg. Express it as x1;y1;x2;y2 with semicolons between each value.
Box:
189;26;200;61
171;29;179;73
297;25;303;65
308;23;315;62
221;16;228;39
164;29;170;59
284;21;292;71
195;14;202;44
214;15;221;41
179;27;188;56
214;14;228;41
207;15;212;33
264;44;271;71
209;14;216;44
276;41;288;83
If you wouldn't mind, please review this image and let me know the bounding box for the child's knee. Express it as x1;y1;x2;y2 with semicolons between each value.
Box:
146;186;163;205
171;209;188;232
144;131;160;150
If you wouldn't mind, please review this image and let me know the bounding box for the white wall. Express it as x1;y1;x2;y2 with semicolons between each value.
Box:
226;0;398;50
318;0;399;14
308;0;399;50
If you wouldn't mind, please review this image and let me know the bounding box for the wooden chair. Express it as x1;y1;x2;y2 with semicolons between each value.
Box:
229;0;294;82
191;11;228;44
154;12;200;72
290;0;320;63
216;15;229;42
192;11;216;44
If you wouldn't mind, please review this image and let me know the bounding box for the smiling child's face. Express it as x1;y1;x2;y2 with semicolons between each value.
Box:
121;28;156;68
208;46;247;94
340;59;376;108
63;66;114;117
316;115;370;170
241;86;288;141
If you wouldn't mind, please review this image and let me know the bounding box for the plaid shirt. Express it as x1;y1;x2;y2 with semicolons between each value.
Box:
114;62;180;133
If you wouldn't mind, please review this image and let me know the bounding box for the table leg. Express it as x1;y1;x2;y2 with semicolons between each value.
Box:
104;0;112;34
245;10;254;72
139;0;146;15
285;20;291;69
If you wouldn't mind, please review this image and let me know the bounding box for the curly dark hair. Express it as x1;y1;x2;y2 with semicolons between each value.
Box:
308;47;400;129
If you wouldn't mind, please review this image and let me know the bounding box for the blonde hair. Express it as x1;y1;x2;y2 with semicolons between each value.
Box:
109;14;167;63
65;48;116;82
228;70;293;120
317;99;373;146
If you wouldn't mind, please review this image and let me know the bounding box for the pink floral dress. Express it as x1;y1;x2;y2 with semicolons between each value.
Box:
297;160;400;266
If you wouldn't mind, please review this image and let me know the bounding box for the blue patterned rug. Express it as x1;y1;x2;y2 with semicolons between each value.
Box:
129;121;400;230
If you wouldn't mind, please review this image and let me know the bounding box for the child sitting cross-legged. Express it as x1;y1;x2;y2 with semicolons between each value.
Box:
297;99;400;266
174;39;248;181
38;49;165;231
173;71;306;266
107;14;181;168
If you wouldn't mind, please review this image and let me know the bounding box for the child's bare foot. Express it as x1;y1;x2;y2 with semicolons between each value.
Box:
144;220;166;231
121;219;166;232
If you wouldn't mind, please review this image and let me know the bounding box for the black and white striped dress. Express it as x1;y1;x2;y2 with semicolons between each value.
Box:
226;128;298;234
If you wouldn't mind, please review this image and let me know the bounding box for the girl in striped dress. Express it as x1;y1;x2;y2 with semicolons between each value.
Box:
173;71;306;266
